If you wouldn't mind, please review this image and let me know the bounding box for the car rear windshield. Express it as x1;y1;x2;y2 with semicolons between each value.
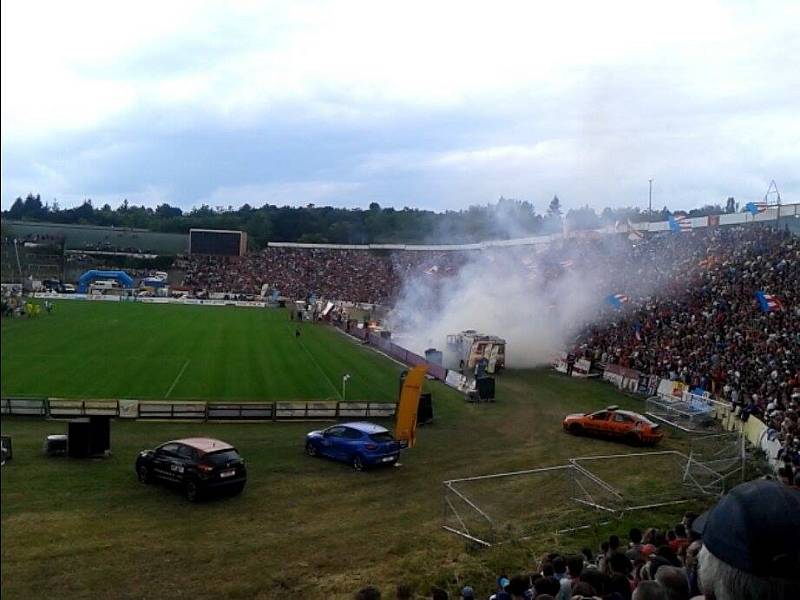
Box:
203;449;241;465
369;432;394;443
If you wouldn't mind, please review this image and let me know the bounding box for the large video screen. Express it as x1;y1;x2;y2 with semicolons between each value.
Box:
189;230;244;256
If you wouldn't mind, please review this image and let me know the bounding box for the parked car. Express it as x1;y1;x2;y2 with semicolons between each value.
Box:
305;422;400;470
135;438;246;501
562;405;664;445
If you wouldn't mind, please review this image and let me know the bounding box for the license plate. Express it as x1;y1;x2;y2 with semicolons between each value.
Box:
381;456;395;463
220;469;236;478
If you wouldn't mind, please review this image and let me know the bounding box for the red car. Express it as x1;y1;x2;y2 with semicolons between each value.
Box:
563;405;663;445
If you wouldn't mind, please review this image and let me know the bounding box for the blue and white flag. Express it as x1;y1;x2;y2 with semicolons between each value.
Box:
755;291;784;313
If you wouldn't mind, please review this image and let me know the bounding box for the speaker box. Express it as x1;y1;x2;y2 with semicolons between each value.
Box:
89;416;111;455
68;419;92;458
44;434;68;457
418;393;433;425
1;435;12;462
476;377;495;400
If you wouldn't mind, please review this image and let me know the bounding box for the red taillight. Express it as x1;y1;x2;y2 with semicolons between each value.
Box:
365;443;378;450
197;463;214;473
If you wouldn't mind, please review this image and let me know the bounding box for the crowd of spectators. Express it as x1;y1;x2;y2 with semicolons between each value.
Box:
569;226;799;480
181;247;470;304
351;479;799;599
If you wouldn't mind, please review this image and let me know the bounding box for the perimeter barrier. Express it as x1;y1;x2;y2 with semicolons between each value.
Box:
334;321;449;382
1;398;396;422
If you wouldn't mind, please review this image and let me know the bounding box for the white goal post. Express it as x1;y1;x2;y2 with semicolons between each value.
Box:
442;450;723;546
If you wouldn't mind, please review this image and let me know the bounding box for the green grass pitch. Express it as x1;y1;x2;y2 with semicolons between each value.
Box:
1;301;706;599
1;301;404;401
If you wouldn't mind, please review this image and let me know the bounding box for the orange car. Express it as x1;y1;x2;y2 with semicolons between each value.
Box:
562;405;663;445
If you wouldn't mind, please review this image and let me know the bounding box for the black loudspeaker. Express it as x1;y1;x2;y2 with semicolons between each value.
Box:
476;377;495;401
1;435;12;462
89;416;111;455
68;419;92;458
418;393;433;425
44;435;68;457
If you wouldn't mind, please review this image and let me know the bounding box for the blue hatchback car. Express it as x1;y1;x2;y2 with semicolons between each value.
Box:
305;422;400;470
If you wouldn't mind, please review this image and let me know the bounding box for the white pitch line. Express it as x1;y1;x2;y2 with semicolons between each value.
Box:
165;359;191;398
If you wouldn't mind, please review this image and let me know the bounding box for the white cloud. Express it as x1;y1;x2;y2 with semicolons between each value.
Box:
5;0;798;136
1;0;799;210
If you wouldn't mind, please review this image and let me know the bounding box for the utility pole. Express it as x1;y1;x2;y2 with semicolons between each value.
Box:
648;178;653;218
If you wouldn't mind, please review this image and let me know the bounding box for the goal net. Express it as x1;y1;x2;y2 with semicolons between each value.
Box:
442;451;716;546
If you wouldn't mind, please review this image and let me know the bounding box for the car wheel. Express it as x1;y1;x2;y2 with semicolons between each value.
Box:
305;442;317;457
229;483;245;496
625;433;641;446
568;423;583;435
137;464;151;484
184;479;201;502
352;454;365;471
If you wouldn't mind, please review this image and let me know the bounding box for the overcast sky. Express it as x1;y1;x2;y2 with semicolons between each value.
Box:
2;0;798;213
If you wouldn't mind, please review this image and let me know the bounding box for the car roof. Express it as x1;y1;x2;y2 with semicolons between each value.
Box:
169;438;234;453
337;422;389;434
617;410;657;424
607;409;655;423
615;410;640;418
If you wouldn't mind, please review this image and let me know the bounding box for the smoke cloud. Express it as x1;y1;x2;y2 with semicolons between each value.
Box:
388;242;610;368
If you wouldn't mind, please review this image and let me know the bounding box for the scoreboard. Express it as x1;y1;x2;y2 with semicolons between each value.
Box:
189;229;247;256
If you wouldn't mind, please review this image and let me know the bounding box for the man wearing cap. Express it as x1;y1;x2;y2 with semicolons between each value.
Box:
693;479;800;599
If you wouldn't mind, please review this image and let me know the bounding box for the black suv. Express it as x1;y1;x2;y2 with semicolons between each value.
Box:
135;437;246;501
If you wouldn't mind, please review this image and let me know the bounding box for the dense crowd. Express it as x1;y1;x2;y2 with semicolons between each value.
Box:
181;247;470;303
351;479;799;599
570;226;799;479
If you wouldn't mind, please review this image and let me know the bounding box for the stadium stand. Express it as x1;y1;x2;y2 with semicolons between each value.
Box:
1;234;65;282
180;247;470;303
4;220;188;255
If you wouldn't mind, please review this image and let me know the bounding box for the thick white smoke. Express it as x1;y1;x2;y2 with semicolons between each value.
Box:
388;243;610;368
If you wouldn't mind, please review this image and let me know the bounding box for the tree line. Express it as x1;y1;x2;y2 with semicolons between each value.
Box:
3;193;738;248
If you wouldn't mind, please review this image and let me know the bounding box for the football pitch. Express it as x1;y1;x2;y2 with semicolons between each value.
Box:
1;301;404;401
1;302;705;599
